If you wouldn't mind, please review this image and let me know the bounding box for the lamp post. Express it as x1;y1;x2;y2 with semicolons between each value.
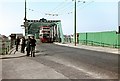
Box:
118;2;120;52
74;0;77;46
24;0;28;36
73;0;85;46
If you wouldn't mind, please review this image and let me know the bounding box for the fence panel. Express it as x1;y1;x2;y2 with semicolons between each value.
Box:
79;31;119;48
101;31;117;47
117;34;120;48
0;36;10;55
79;33;86;44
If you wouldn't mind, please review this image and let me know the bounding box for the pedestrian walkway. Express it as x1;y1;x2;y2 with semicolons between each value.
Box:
54;43;119;54
1;46;68;79
0;46;26;59
0;45;48;59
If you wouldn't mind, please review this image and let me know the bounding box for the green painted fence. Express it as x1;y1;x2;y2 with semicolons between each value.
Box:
0;36;10;55
79;31;120;48
117;34;120;48
0;37;2;54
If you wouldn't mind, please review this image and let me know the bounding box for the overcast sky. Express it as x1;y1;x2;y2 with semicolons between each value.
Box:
0;0;119;36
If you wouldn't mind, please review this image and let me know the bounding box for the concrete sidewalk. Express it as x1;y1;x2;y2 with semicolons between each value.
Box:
1;47;68;79
0;46;47;59
0;44;31;59
1;51;26;59
54;43;119;54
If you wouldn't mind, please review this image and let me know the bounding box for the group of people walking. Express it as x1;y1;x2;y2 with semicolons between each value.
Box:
15;36;36;57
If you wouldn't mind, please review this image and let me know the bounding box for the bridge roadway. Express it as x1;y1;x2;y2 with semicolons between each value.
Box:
2;43;119;80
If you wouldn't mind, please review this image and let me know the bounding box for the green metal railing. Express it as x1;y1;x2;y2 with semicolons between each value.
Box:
79;31;120;48
63;31;120;48
0;37;10;55
0;38;2;54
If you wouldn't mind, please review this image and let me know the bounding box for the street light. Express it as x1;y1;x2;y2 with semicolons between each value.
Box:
73;0;85;46
24;0;28;36
73;0;77;46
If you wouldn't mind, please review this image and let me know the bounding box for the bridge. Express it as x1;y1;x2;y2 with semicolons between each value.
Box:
23;18;64;43
0;1;120;80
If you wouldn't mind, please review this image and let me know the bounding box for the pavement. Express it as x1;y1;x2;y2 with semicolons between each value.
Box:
54;42;119;55
0;46;26;59
0;42;119;59
2;55;68;79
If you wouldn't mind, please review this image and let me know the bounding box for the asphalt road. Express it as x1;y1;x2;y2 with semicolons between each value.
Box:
30;43;119;79
2;43;119;80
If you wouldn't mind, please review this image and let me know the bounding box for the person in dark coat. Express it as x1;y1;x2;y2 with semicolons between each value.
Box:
26;36;31;56
20;37;26;53
15;37;20;51
30;36;36;57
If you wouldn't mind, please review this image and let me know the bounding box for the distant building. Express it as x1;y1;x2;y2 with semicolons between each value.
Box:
10;33;23;38
9;33;23;48
0;34;7;38
16;33;23;38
